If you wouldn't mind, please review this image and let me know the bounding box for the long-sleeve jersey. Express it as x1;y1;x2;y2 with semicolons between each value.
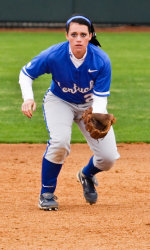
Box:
21;41;111;105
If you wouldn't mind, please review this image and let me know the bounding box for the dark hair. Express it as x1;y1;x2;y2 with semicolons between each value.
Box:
66;15;101;47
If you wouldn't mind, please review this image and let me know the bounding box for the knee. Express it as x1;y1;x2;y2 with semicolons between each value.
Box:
93;154;119;171
45;133;71;164
50;146;69;163
55;136;71;160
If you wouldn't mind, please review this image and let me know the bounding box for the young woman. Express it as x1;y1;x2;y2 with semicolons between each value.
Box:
19;15;120;210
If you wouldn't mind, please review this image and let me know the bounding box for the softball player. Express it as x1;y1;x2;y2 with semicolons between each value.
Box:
19;15;120;210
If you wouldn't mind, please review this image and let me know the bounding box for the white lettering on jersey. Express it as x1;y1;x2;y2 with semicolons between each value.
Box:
84;93;93;103
55;80;94;94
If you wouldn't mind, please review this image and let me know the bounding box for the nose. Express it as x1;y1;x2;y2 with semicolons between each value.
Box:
76;35;82;42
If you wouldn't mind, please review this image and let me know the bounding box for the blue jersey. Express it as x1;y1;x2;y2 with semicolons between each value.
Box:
22;41;111;104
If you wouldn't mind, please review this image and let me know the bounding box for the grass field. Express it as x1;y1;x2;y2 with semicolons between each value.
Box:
0;31;150;143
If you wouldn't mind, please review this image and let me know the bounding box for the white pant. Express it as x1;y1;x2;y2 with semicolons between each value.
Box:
43;91;120;171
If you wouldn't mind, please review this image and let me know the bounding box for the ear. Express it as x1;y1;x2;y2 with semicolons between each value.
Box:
65;32;69;40
89;33;92;40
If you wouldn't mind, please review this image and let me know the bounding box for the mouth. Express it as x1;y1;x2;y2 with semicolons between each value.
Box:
75;45;83;49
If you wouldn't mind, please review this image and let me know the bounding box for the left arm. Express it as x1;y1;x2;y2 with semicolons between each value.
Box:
92;56;111;114
92;95;107;113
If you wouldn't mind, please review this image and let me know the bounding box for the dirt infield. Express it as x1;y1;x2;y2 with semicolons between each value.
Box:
0;143;149;249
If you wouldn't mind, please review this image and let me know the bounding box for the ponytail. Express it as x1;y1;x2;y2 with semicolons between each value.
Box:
90;23;101;47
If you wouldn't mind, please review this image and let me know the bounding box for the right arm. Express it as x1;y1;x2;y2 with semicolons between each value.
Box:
19;47;52;118
19;70;36;118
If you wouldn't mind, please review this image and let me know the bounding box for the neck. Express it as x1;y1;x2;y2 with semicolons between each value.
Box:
73;52;85;59
70;47;87;60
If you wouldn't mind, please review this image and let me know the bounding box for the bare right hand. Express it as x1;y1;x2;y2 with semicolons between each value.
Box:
21;99;36;118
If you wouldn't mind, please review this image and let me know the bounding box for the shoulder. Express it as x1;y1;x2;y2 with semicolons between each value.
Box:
39;41;68;58
88;43;110;64
47;41;68;53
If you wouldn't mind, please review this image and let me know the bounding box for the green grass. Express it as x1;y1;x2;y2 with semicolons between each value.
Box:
0;31;150;143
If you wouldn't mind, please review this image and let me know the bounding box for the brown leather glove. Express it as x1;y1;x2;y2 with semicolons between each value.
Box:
82;107;116;139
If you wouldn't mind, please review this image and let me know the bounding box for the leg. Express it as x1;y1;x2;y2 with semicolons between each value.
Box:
43;92;74;164
76;118;120;204
39;92;74;210
41;157;62;194
77;118;120;172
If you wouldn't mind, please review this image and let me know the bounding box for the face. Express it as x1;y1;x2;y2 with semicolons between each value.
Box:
66;22;92;59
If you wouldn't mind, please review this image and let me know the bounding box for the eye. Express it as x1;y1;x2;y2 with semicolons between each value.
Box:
81;33;87;37
71;33;77;37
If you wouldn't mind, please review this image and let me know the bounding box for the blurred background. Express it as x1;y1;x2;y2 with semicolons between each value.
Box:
0;0;150;28
0;0;150;143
